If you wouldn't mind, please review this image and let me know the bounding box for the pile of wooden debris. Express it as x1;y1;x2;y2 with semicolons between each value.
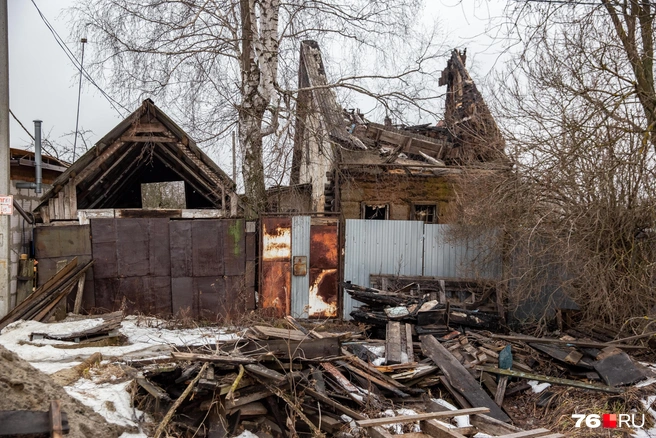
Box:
128;313;587;438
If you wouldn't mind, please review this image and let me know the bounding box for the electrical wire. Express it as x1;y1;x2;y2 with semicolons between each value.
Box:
9;109;35;141
72;38;86;161
29;0;129;117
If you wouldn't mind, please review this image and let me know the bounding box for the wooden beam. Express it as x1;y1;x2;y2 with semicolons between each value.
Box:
421;335;510;422
72;272;86;314
493;429;557;438
489;334;646;351
476;366;623;393
356;408;489;427
121;135;177;143
49;400;63;438
421;419;468;438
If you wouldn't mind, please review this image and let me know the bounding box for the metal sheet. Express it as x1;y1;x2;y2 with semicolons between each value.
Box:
169;221;193;277
224;219;245;276
261;217;292;316
192;220;224;277
148;219;171;276
116;219;149;277
171;276;197;317
197;276;225;321
291;216;310;317
423;224;501;279
343;220;424;319
90;219;118;279
308;224;338;318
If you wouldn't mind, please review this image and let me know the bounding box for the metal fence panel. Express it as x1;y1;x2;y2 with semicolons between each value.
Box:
423;225;501;279
291;216;311;318
343;220;424;318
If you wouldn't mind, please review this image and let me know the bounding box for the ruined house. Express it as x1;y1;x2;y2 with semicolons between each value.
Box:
291;42;508;221
24;100;255;319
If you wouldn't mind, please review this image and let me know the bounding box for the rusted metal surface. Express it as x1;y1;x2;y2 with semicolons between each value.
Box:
261;217;291;317
34;225;95;311
308;224;338;318
293;256;307;276
170;219;253;320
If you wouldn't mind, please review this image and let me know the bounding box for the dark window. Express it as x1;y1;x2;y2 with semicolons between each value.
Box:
362;204;389;220
413;204;437;223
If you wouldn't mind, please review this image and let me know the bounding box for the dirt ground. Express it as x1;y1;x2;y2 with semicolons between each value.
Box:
0;344;127;438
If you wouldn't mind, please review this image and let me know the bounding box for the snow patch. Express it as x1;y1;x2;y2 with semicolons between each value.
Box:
65;379;144;428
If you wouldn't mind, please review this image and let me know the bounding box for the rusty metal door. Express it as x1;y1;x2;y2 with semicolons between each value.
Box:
261;216;338;318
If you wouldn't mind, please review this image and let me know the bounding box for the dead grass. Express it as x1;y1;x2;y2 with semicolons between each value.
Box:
504;383;655;437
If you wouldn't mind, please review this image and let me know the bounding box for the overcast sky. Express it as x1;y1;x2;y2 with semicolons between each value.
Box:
7;0;508;169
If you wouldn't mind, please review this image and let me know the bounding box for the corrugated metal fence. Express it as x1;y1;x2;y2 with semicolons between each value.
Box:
343;220;500;318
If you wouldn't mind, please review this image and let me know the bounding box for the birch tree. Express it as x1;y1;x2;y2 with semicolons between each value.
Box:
71;0;444;213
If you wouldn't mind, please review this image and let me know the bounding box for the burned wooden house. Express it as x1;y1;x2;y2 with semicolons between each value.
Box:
26;100;255;319
291;42;508;221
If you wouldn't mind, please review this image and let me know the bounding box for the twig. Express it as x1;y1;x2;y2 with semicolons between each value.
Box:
226;364;245;400
153;362;208;438
262;381;325;438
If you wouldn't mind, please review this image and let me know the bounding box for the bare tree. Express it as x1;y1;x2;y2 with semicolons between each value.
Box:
453;0;656;330
71;0;445;213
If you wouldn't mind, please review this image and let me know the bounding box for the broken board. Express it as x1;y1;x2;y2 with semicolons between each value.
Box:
420;334;511;422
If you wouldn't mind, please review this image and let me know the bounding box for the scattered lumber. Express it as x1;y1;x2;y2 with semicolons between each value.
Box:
477;366;624;393
0;258;94;330
490;334;646;351
356;407;489;427
31;311;122;343
421;335;511;422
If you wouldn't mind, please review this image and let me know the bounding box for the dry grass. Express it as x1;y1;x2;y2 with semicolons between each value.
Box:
504;383;656;437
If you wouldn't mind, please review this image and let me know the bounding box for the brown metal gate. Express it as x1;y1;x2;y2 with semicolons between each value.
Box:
35;218;255;318
260;215;339;318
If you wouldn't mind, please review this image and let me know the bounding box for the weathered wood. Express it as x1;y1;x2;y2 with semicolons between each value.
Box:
303;386;366;420
224;387;272;410
495;377;509;406
494;429;557;438
387;321;403;364
0;410;69;436
490;334;646;350
72;272;86;314
241;337;341;360
153;363;208;438
593;347;645;387
252;325;309;341
477;366;624;393
244;363;286;384
322;362;369;406
171;352;255;364
529;343;590;368
421;335;510;422
421;419;468;438
121;135;177;143
335;360;409;397
136;376;172;402
356;408;489;427
50;400;64;438
406;323;415;362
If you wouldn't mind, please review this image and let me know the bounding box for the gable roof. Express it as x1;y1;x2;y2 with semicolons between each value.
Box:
37;99;238;212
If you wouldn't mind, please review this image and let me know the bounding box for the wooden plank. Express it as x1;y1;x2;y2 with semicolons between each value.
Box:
421;419;468;438
421;335;510;422
50;400;63;438
241;337;341;360
0;410;69;436
406;323;414;362
252;325;308;341
244;363;286;384
335;360;409;397
72;272;86;314
136;376;172;402
387;321;403;364
490;334;646;351
425;399;522;436
120;135;177;143
171;352;255;364
477;366;623;393
303;386;366;420
356;408;489;427
321;362;368;406
494;429;555;438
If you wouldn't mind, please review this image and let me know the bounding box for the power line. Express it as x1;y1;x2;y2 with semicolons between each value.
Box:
9;109;34;141
72;38;86;161
29;0;129;117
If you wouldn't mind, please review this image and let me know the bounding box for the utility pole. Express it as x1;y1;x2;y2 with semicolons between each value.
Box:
0;0;10;317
